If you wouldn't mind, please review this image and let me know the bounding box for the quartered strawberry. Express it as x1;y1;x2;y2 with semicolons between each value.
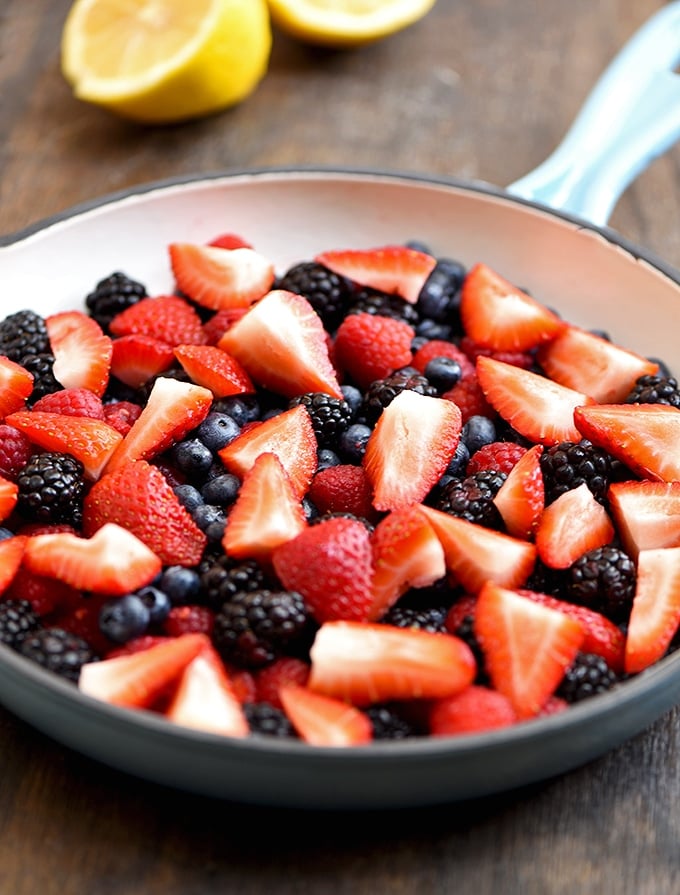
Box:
110;334;175;388
537;326;659;403
625;546;680;674
608;480;680;558
492;443;544;540
0;535;26;594
105;376;213;472
169;242;275;310
6;410;123;480
308;620;476;706
307;464;376;521
253;656;310;710
32;387;105;420
363;390;462;512
174;344;255;397
369;506;446;622
476;355;595;445
272;517;374;624
109;294;207;347
429;685;517;736
460;262;566;351
535;482;614;569
474;582;584;718
219;404;317;500
316;245;437;304
418;504;537;593
46;310;112;397
78;632;208;709
279;683;373;746
218;290;343;399
574;403;680;482
23;522;162;596
222;452;306;564
0;475;18;524
0;356;33;419
207;233;253;250
83;459;207;566
333;312;414;390
165;643;250;737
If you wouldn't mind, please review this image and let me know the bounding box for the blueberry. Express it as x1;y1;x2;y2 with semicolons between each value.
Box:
174;483;204;513
193;503;227;538
201;473;240;506
415;319;453;341
196;412;241;452
159;566;201;605
135;585;171;624
444;441;470;478
410;336;429;353
424;356;462;392
261;407;284;421
339;423;372;463
172;438;214;478
317;449;341;470
416;259;465;322
461;415;497;455
340;384;362;417
0;527;14;542
405;239;432;254
99;595;150;643
213;395;260;426
303;497;319;522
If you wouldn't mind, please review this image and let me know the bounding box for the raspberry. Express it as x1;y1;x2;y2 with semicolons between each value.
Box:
0;424;33;481
202;308;247;345
102;400;143;435
254;656;310;710
442;375;494;423
460;336;534;370
105;635;170;659
333;312;414;389
466;441;528;476
109;295;206;346
162;605;215;638
32;387;105;419
307;464;375;521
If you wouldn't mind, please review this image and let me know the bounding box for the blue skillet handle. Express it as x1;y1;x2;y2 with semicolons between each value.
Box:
507;2;680;226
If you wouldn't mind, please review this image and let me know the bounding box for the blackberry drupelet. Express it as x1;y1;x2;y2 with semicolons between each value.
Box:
22;353;62;402
212;588;312;668
362;367;437;424
288;392;353;448
625;373;680;408
0;310;50;362
0;599;41;649
566;545;636;621
244;701;297;738
366;704;418;740
557;652;618;703
452;614;488;683
19;627;97;682
382;604;448;633
199;554;268;610
433;471;506;529
348;287;420;327
85;271;147;332
540;439;613;505
17;451;86;526
309;511;375;532
276;261;352;332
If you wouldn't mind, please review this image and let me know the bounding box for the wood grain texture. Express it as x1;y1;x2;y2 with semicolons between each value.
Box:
2;1;680;893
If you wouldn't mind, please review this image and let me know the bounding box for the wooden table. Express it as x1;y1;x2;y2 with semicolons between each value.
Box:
2;1;680;892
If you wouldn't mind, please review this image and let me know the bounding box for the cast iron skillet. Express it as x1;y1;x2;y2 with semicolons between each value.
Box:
1;4;680;809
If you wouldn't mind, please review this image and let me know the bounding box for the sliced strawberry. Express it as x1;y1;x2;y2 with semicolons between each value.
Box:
109;295;207;347
363;390;462;512
174;344;255;397
474;582;584;719
0;535;26;594
625;547;680;673
418;505;537;593
535;482;614;569
316;245;436;304
46;311;112;398
105;377;213;472
78;633;208;709
6;410;123;480
207;233;253;250
429;685;517;736
608;480;680;558
333;312;414;390
219;404;317;500
0;356;33;419
169;243;275;310
308;620;476;706
536;326;659;403
32;387;105;420
460;262;566;351
574;403;680;482
0;475;18;524
253;656;310;710
218;290;343;399
307;464;377;521
165;643;249;737
272;517;374;624
23;522;162;595
492;443;544;540
279;683;373;746
369;506;446;622
476;355;595;445
83;460;207;566
223;452;306;564
110;334;175;388
5;564;80;617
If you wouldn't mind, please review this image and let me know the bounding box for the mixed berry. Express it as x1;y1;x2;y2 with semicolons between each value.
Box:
1;232;680;747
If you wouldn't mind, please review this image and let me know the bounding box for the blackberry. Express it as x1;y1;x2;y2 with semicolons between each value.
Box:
362;367;437;424
557;652;618;703
382;604;448;632
0;599;41;649
288;392;353;448
451;614;488;682
85;271;147;332
276;261;352;332
309;510;375;532
17;451;86;526
625;374;680;408
540;439;613;505
22;354;62;402
348;287;420;327
433;471;506;529
366;704;418;740
212;588;312;668
19;627;97;682
244;701;297;738
566;545;636;621
0;310;50;362
199;554;268;610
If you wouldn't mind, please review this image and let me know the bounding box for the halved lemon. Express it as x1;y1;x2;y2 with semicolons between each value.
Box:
61;0;272;124
266;0;437;48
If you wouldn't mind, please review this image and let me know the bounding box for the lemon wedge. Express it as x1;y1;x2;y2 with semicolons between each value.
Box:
266;0;437;48
61;0;272;124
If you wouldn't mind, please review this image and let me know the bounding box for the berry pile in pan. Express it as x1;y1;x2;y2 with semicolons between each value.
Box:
0;231;679;746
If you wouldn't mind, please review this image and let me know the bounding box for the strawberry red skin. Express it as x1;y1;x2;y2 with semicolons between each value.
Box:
279;683;373;746
0;535;26;594
110;334;176;388
429;685;517;736
109;295;207;347
0;356;34;419
46;310;112;397
207;233;253;250
254;657;310;711
316;245;436;304
492;443;544;540
333;312;414;390
174;343;255;397
0;476;18;525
